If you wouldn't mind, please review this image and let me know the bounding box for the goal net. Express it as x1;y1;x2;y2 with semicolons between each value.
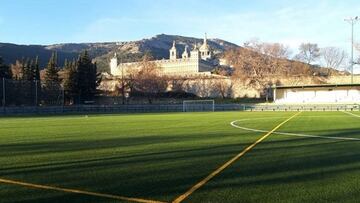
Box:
183;100;215;112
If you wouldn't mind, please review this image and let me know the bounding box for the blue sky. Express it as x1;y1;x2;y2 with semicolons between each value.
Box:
0;0;360;52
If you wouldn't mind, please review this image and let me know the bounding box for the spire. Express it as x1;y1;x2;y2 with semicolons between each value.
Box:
199;33;211;60
110;52;119;76
170;40;177;51
204;33;207;45
169;40;177;60
184;45;188;52
182;45;189;59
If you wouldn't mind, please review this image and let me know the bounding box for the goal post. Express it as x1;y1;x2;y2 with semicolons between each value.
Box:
183;100;215;112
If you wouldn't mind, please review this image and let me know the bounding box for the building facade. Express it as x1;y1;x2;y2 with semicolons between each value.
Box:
110;34;215;77
273;84;360;103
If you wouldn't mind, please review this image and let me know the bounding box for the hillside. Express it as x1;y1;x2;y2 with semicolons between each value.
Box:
0;43;79;68
0;34;347;77
0;34;239;72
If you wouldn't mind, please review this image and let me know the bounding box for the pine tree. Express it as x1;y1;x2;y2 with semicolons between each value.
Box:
22;58;33;81
63;59;78;104
0;56;12;79
44;52;60;88
33;56;40;81
76;51;100;102
42;52;61;105
32;56;41;105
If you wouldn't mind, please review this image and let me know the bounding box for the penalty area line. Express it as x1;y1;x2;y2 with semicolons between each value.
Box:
172;111;302;203
0;178;166;203
231;119;360;141
342;111;360;118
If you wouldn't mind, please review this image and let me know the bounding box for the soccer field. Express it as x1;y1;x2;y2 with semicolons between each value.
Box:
1;111;360;203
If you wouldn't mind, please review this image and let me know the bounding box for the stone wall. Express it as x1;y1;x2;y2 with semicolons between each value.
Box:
99;75;360;99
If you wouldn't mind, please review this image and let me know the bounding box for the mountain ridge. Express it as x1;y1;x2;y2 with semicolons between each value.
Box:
0;34;239;72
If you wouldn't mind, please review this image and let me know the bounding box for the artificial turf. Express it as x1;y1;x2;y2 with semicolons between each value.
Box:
0;111;359;203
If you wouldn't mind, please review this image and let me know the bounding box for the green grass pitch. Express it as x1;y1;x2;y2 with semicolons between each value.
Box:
1;111;360;203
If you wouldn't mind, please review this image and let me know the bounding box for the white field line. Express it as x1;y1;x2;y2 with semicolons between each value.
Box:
342;111;360;118
0;115;348;124
0;116;89;123
230;118;360;141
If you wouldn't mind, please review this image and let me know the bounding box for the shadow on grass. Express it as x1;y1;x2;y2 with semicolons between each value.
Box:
1;129;360;202
0;130;245;156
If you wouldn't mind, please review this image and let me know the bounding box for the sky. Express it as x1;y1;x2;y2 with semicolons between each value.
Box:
1;0;360;70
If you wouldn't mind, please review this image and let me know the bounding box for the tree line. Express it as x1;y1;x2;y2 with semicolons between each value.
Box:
222;39;350;88
242;39;348;69
1;40;355;106
107;41;351;104
0;50;100;105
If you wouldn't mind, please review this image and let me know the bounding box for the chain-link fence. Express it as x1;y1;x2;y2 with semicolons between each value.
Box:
1;78;359;115
0;103;359;115
1;78;64;107
0;78;197;107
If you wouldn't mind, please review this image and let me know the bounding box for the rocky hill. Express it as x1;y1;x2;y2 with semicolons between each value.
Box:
0;43;79;68
0;34;239;72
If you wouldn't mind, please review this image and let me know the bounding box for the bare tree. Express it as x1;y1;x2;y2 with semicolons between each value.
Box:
224;47;274;87
125;64;139;96
213;79;233;99
263;43;292;59
244;39;291;59
243;38;263;53
10;60;23;79
295;43;320;64
168;76;186;92
354;43;360;64
321;47;347;70
223;46;314;90
117;76;128;104
242;39;293;78
131;55;167;104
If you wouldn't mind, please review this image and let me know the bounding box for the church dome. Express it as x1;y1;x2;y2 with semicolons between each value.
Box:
199;43;210;51
199;33;210;51
199;33;212;60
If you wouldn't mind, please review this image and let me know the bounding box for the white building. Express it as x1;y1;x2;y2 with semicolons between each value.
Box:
110;34;215;77
273;84;360;103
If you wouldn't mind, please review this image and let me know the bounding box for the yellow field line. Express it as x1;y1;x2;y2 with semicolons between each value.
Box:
172;111;302;203
0;178;166;203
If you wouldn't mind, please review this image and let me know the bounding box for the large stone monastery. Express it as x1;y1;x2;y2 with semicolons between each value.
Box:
110;34;216;77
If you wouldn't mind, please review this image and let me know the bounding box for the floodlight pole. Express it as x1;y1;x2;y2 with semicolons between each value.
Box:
345;16;359;84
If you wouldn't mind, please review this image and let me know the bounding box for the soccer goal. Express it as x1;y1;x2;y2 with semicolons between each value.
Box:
183;100;215;112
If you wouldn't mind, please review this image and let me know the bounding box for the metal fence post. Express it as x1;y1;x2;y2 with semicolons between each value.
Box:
62;86;65;113
35;80;38;106
2;78;5;108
